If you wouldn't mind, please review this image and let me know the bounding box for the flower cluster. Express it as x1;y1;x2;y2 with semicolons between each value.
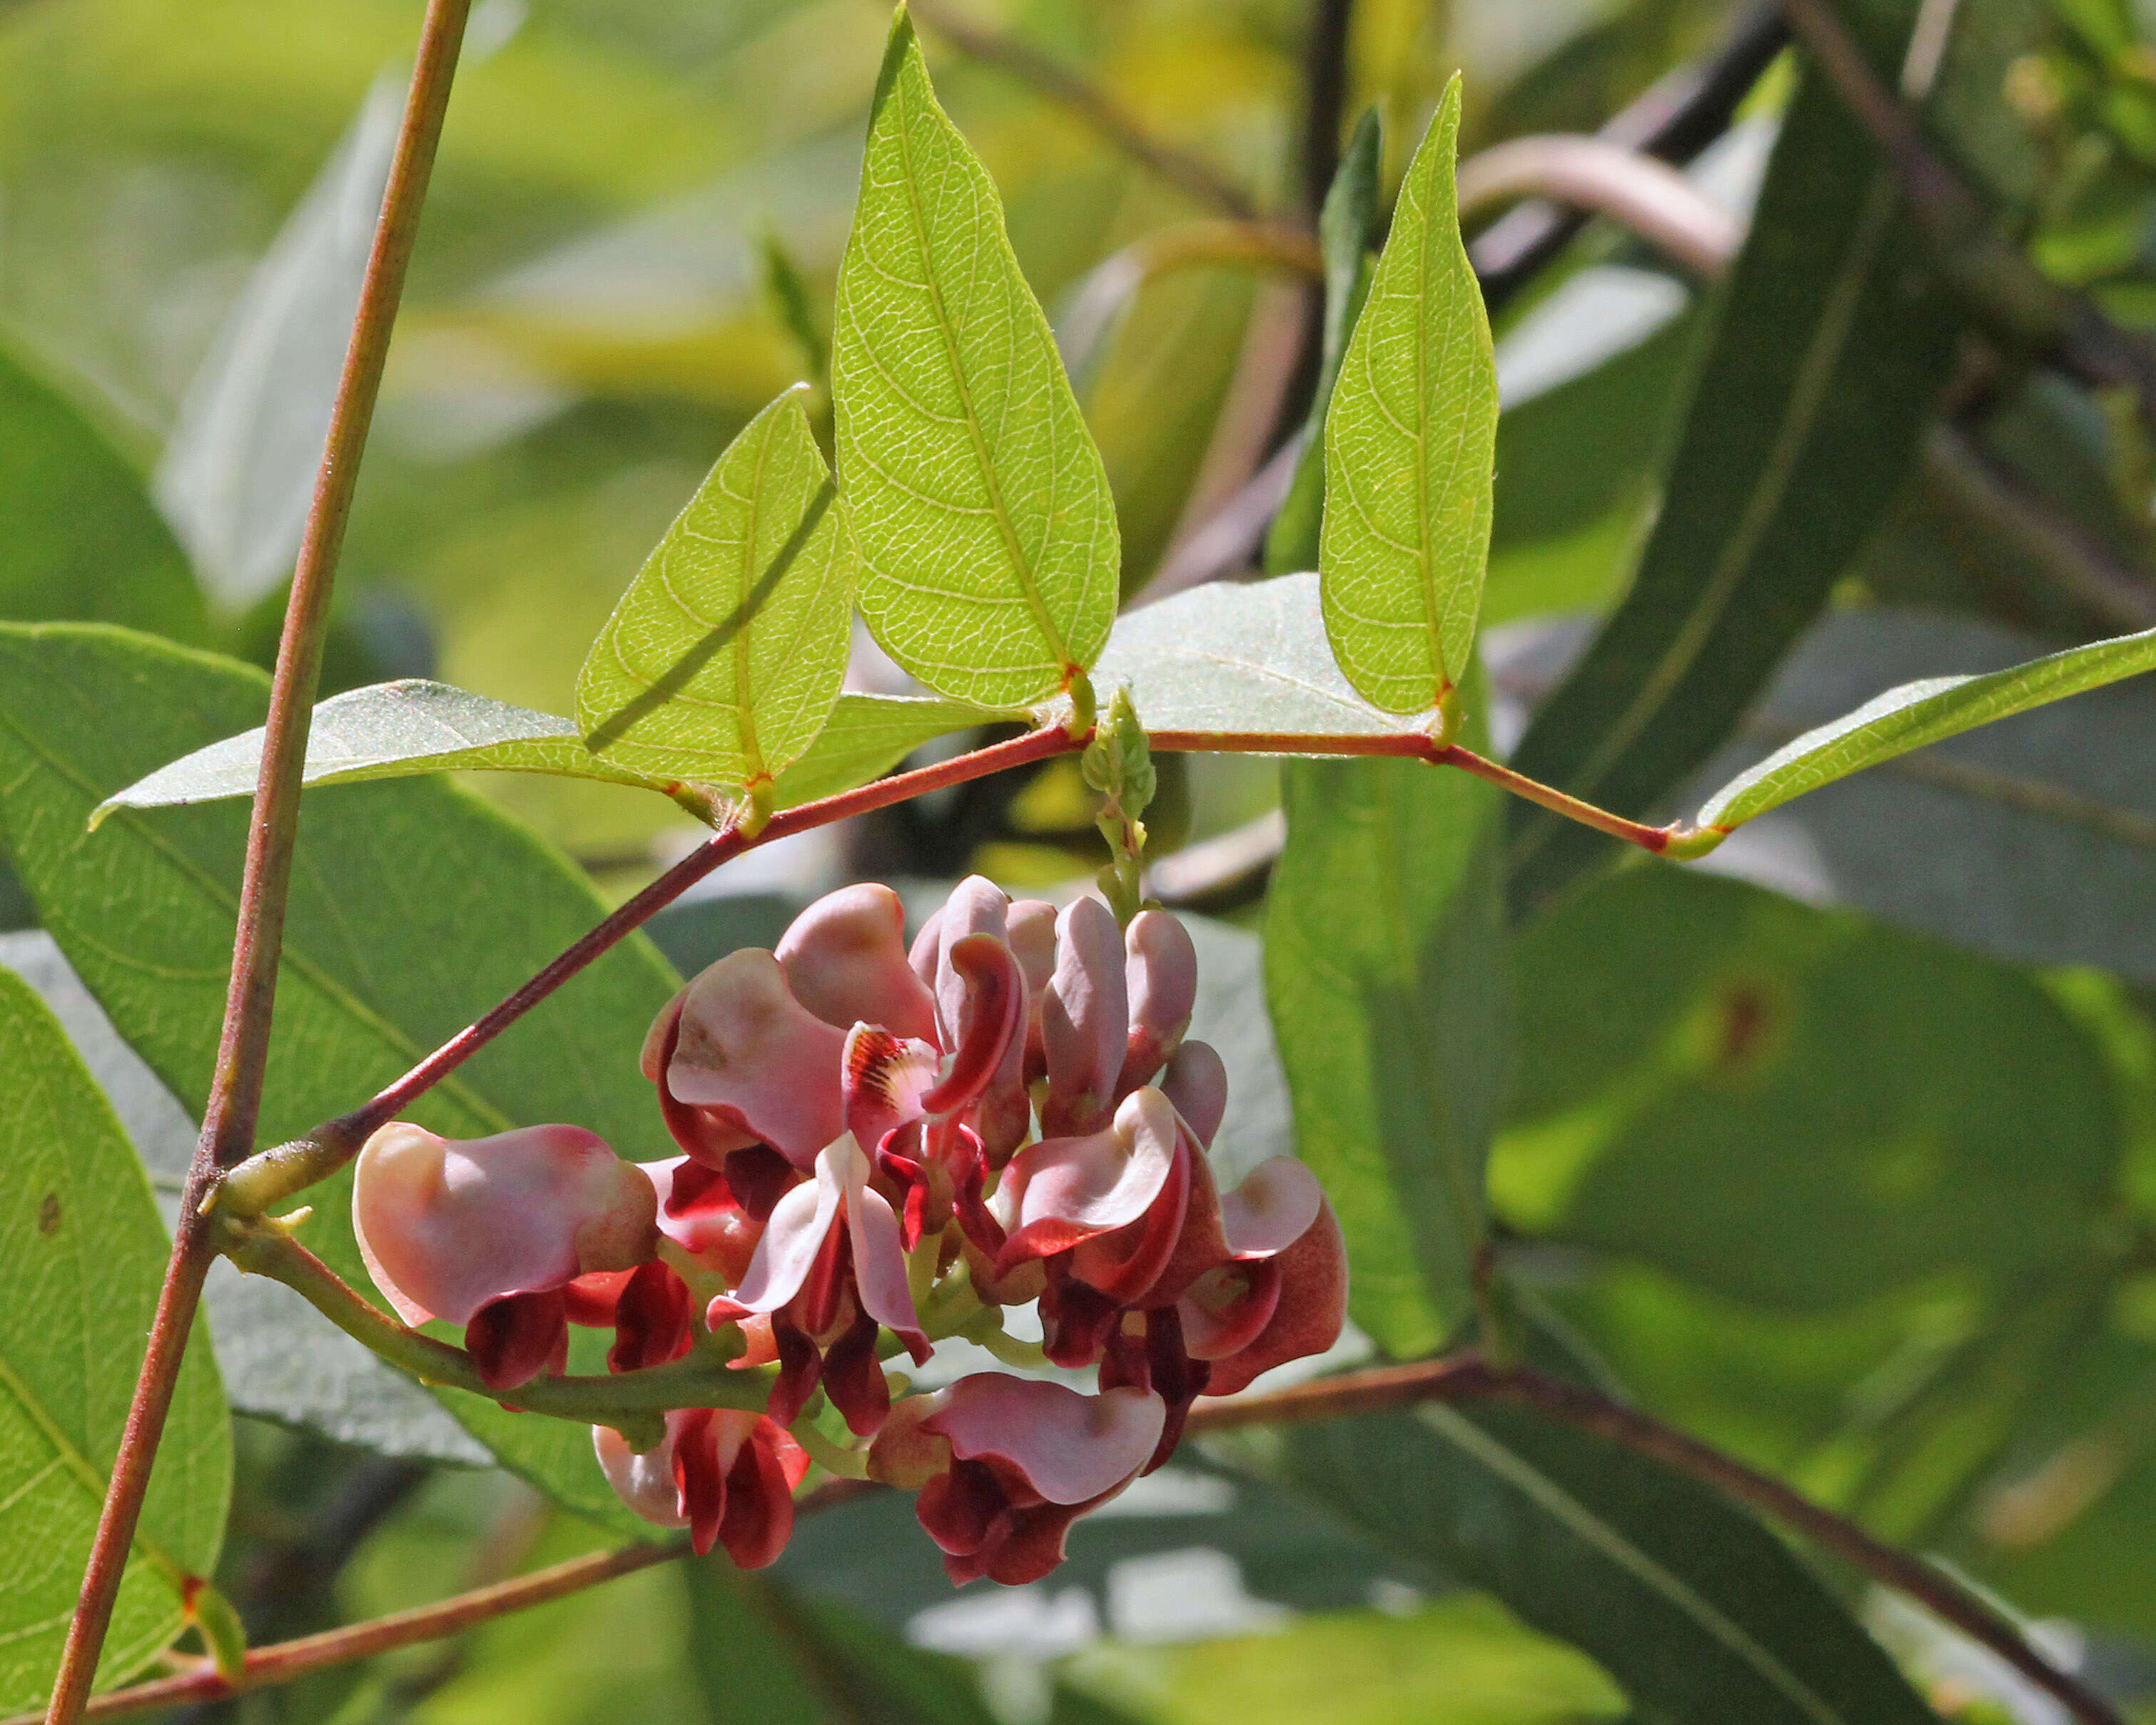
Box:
352;878;1345;1581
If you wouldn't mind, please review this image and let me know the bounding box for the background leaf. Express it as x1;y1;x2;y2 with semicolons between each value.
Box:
1283;1402;1942;1725
0;966;231;1710
153;74;399;612
0;342;206;644
830;12;1118;707
1504;22;1963;916
0;623;676;1526
575;385;856;790
1264;677;1509;1356
1320;76;1498;716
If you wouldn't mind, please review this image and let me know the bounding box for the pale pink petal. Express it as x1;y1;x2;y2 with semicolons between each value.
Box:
1199;1200;1350;1397
353;1123;655;1327
933;876;1008;1045
994;1088;1180;1268
843;1024;941;1149
921;934;1024;1116
1006;900;1058;1000
667;949;846;1168
594;1422;689;1529
1218;1158;1324;1258
1160;1041;1228;1148
1118;911;1198;1095
776;884;938;1040
908;909;941;991
717;1147;845;1314
840;1139;923;1343
639;992;683;1084
1041;895;1128;1138
923;1377;1166;1504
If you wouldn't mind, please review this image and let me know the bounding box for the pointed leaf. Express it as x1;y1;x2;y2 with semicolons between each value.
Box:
1265;681;1509;1355
577;387;857;791
93;680;676;825
0;967;231;1708
1504;26;1964;915
1694;622;2156;831
831;10;1118;707
1320;78;1498;716
1286;1404;1942;1725
1265;107;1383;578
1096;575;1402;746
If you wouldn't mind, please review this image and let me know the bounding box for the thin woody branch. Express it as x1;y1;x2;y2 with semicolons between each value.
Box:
44;7;473;1720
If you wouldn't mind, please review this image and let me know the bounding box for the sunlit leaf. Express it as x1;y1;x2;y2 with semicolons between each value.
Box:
1694;622;2156;830
153;74;400;611
1265;107;1382;578
1287;1403;1942;1725
831;9;1118;707
0;967;231;1709
1095;575;1402;745
93;680;677;826
576;386;856;791
1320;77;1498;716
1265;677;1508;1355
0;624;673;1527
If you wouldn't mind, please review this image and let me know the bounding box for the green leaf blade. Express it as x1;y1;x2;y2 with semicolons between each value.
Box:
831;9;1119;707
1320;77;1497;716
577;386;857;790
1696;623;2156;830
1286;1404;1942;1725
93;680;676;825
1264;680;1509;1355
769;691;1017;808
0;968;231;1709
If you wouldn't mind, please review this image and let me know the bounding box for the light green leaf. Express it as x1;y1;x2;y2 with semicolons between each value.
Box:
577;386;857;791
1263;675;1509;1355
1286;1403;1942;1725
1095;575;1402;746
769;691;1016;808
1265;106;1382;579
1694;622;2156;830
93;680;678;826
830;9;1118;707
0;967;231;1709
0;624;674;1527
1319;76;1497;717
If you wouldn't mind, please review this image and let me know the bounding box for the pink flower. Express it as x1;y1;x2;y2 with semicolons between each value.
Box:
869;1375;1166;1584
352;1123;658;1391
646;880;1026;1431
594;1410;809;1567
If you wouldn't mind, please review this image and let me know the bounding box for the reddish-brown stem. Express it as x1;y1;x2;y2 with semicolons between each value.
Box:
42;8;472;1721
10;1544;684;1725
1191;1360;2123;1725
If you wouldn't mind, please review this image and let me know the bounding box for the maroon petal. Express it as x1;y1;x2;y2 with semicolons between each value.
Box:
716;1419;804;1569
609;1260;694;1372
465;1289;569;1392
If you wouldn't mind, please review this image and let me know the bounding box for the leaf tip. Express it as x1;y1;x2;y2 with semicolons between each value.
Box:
85;796;121;832
871;4;919;126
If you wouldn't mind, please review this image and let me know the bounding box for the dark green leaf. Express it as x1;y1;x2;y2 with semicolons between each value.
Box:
576;386;857;791
1504;34;1963;916
0;966;231;1709
1320;77;1499;715
1262;107;1382;578
0;343;205;644
0;624;675;1524
1503;867;2120;1309
1285;1403;1941;1725
1265;682;1509;1355
831;11;1118;706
